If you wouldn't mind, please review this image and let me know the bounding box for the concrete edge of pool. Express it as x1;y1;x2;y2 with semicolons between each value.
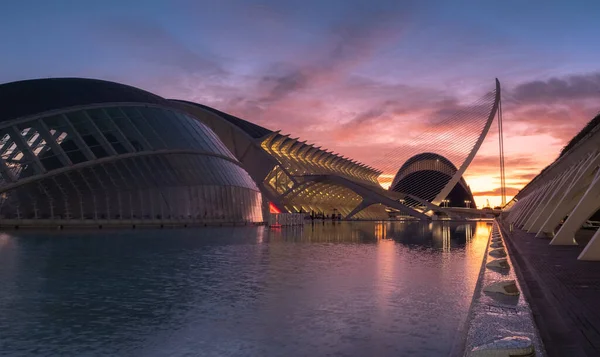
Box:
0;219;268;231
457;220;546;357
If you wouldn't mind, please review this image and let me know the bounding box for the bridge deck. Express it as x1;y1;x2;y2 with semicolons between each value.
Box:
500;222;600;356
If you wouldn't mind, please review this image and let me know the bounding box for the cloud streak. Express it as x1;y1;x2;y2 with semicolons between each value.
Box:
5;2;595;208
510;72;600;104
93;18;226;78
473;187;520;197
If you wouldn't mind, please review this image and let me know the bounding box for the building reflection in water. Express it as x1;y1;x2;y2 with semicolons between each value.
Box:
464;221;493;289
256;220;492;356
256;225;266;244
0;221;493;356
376;224;396;310
264;220;492;343
267;220;490;253
384;221;473;250
375;222;387;240
465;223;473;243
0;233;11;249
271;221;379;243
442;222;451;253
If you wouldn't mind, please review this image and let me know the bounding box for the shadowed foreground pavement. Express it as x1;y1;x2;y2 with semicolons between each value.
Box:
499;221;600;356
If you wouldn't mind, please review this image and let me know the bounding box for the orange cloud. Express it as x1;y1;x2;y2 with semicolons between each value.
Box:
473;187;521;196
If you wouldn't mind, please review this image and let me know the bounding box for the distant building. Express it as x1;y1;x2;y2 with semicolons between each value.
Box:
0;78;263;225
389;153;476;208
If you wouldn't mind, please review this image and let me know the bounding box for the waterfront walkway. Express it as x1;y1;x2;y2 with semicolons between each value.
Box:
499;221;600;356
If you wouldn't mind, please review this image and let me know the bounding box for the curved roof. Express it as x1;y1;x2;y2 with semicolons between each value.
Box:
0;78;169;122
170;100;272;139
397;152;458;174
390;152;473;203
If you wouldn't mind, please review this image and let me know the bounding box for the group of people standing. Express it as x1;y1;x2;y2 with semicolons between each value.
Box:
309;211;342;221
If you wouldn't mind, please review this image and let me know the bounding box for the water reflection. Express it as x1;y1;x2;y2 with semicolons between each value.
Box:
272;221;485;250
0;221;490;357
465;223;473;243
375;221;387;240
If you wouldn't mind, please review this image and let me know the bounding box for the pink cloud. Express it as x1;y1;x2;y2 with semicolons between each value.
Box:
87;15;600;204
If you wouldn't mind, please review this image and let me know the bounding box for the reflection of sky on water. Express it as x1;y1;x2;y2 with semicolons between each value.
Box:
0;222;490;356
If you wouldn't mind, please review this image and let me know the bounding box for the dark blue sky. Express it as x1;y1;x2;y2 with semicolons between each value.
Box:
2;0;598;84
1;0;599;205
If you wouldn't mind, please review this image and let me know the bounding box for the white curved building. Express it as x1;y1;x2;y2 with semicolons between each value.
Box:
0;78;263;226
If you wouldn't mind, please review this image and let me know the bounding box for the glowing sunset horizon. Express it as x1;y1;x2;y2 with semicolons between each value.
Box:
1;0;599;211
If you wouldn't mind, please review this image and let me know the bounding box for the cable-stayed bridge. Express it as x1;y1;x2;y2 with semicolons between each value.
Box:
178;79;507;221
368;78;506;219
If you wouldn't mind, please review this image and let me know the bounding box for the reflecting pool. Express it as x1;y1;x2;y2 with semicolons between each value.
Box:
0;221;491;356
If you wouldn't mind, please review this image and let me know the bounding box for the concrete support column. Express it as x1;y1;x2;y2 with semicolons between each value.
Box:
509;195;530;224
516;187;547;227
536;159;600;237
504;200;517;220
345;199;371;220
516;190;544;226
528;175;568;228
507;199;526;223
536;193;589;238
551;170;600;245
526;173;575;231
578;228;600;260
523;173;567;230
527;154;597;233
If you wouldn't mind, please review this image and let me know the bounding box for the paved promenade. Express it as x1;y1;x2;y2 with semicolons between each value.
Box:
499;221;600;356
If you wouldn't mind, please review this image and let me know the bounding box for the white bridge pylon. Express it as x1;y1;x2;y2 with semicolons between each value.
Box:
431;79;502;208
376;79;503;214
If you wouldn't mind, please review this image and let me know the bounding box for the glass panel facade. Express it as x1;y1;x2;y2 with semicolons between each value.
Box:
0;104;263;224
283;181;364;218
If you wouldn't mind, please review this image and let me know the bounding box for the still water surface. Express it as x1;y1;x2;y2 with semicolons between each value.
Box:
0;221;491;356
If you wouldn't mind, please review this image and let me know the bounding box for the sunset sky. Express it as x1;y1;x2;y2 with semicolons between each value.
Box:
1;0;599;208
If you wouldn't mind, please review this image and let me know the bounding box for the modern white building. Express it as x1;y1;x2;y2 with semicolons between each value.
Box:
503;112;600;260
0;78;263;226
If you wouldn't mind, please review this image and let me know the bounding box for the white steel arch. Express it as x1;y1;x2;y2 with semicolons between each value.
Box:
431;79;501;206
